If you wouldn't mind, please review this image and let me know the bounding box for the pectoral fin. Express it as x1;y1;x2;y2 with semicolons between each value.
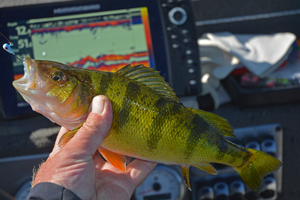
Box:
58;126;81;147
192;162;218;175
99;147;127;172
181;166;191;191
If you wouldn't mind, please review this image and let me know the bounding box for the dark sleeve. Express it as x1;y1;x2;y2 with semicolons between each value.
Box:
26;182;81;200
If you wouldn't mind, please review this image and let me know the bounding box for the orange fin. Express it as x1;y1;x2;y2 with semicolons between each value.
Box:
192;162;218;175
181;166;191;191
99;147;127;172
58;126;81;147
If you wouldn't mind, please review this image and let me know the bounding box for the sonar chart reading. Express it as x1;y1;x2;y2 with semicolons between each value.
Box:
7;7;154;82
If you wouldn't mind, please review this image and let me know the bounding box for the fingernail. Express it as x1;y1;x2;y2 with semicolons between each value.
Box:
91;96;105;114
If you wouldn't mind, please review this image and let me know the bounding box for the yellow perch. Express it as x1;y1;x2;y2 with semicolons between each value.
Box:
13;56;282;192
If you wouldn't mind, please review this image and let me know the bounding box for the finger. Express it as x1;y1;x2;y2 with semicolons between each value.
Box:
127;159;157;187
64;95;113;156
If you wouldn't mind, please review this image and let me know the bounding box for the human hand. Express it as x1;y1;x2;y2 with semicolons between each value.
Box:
32;95;157;200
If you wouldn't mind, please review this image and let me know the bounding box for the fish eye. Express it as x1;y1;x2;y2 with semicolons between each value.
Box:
51;71;65;82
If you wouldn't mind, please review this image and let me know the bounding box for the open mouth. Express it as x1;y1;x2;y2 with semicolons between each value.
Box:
12;57;36;92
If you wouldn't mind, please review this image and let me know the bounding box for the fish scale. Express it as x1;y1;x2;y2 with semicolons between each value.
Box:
101;80;231;165
102;85;190;163
12;56;282;192
81;69;273;176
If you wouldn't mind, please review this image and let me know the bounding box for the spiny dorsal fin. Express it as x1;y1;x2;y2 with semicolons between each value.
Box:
116;64;182;104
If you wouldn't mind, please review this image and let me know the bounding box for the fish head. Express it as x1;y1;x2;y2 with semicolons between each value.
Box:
13;56;94;129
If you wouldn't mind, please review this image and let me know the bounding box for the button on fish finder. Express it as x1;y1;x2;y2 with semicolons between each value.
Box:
168;7;188;25
188;68;194;74
189;80;197;85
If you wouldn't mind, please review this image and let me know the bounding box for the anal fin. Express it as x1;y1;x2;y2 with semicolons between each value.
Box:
99;147;127;172
58;126;81;147
181;166;191;191
192;162;218;175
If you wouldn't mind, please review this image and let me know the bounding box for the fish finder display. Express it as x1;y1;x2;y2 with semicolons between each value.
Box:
7;7;154;82
0;0;201;119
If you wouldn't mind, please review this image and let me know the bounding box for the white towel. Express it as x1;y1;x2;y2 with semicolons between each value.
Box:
201;32;296;78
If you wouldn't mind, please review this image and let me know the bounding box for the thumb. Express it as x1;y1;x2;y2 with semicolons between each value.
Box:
65;95;113;155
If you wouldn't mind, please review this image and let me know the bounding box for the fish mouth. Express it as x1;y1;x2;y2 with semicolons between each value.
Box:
12;57;47;116
12;57;37;92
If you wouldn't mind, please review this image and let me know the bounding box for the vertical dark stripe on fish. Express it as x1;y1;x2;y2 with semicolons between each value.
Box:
215;137;228;160
225;141;243;164
118;82;141;129
170;103;181;115
155;97;168;110
236;148;252;169
184;113;210;160
227;149;237;164
99;73;113;95
147;97;168;150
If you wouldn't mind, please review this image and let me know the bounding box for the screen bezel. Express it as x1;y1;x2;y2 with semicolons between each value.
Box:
0;0;168;119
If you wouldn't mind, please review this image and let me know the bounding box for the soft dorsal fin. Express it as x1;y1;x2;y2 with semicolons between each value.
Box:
116;64;182;104
189;108;235;137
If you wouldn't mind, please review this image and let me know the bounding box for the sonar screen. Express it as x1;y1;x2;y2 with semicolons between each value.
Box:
0;0;201;119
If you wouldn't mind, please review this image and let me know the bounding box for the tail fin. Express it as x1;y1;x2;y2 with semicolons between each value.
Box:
233;148;282;193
